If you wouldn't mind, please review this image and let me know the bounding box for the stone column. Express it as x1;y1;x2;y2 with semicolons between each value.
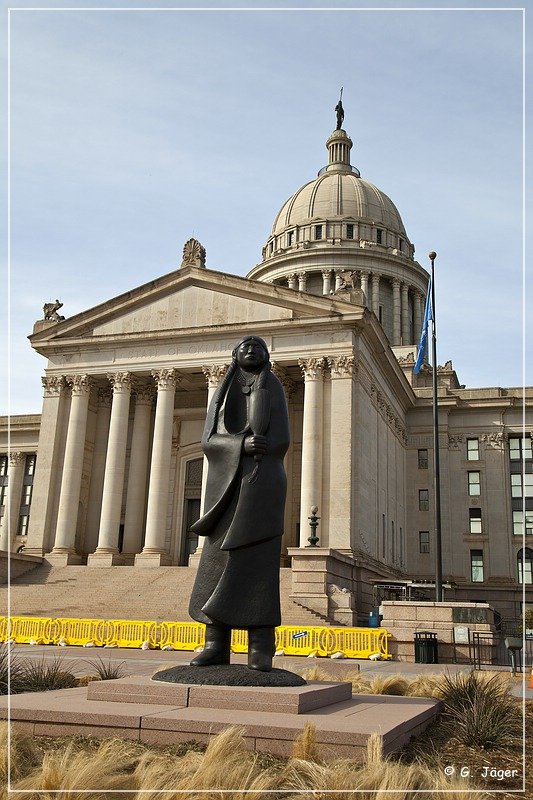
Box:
392;279;401;345
25;376;67;556
287;273;297;290
121;382;154;562
401;283;410;344
334;272;343;292
51;375;92;563
83;388;112;554
298;357;326;547
136;369;180;566
413;289;423;344
88;372;133;565
360;270;369;307
327;356;357;550
271;362;297;554
371;274;380;318
321;269;332;295
0;452;26;552
297;271;307;292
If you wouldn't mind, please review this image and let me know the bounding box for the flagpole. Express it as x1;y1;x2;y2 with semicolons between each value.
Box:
429;251;443;602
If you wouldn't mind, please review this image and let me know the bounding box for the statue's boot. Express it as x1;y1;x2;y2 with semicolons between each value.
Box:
247;626;275;672
190;624;231;666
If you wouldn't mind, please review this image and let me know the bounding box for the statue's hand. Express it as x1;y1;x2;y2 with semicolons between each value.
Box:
244;434;267;456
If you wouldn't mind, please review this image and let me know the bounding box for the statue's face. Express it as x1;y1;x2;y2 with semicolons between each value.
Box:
236;341;267;371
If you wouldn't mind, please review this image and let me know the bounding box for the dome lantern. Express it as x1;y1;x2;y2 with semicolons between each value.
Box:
323;129;360;177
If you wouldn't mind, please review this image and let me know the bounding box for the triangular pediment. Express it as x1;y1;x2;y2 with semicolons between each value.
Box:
30;265;358;346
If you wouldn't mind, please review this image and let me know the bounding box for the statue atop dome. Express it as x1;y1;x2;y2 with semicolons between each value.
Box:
335;87;344;130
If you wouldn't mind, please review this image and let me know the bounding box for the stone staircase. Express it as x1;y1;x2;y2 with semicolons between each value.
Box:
1;564;335;627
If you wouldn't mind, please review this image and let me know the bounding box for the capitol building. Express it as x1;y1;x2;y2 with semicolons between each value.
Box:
1;118;531;624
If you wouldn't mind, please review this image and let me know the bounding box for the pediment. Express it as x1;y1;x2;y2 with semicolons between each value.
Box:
30;265;354;346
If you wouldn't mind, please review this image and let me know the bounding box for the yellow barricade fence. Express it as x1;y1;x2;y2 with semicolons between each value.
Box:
160;622;205;651
8;616;55;645
55;618;107;647
0;616;391;659
106;619;160;649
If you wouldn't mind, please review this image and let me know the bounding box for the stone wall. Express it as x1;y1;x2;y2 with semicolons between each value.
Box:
0;552;43;585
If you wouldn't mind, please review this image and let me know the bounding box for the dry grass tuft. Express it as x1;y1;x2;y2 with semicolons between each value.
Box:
297;665;333;682
291;722;320;761
12;736;140;798
365;674;410;696
0;722;41;786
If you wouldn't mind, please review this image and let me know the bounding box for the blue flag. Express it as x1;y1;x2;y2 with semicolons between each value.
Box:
414;277;433;374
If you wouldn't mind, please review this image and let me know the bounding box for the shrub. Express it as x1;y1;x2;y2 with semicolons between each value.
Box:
0;644;27;695
17;656;78;693
83;655;127;681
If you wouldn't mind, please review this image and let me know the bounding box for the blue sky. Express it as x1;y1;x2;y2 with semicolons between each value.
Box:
3;1;527;414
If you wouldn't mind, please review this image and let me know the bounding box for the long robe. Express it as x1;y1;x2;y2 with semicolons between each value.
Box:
188;368;290;628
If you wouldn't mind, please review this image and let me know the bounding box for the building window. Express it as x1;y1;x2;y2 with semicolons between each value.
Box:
378;305;383;324
469;508;482;534
509;436;532;461
419;489;429;511
467;438;480;460
287;230;294;246
21;484;32;505
513;510;533;535
269;241;274;255
398;237;403;251
418;449;428;469
0;456;7;514
346;224;354;239
468;471;481;496
518;548;533;584
382;514;386;559
315;225;323;240
25;455;36;476
376;228;383;244
471;550;484;582
419;531;430;554
391;521;395;562
0;457;7;477
17;515;29;536
511;473;533;499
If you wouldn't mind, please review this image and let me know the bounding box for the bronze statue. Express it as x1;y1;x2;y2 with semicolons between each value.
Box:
335;96;344;130
188;335;290;672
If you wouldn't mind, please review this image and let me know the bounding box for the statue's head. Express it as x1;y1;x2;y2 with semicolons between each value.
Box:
233;335;269;372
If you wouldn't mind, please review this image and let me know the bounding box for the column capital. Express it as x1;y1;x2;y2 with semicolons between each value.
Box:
298;357;326;380
359;269;370;277
271;361;297;397
327;355;357;378
151;368;181;390
296;270;307;279
201;364;229;389
133;381;155;405
392;278;401;289
68;374;92;397
286;272;296;281
401;282;409;294
107;371;134;393
8;451;25;467
321;268;332;279
42;375;66;397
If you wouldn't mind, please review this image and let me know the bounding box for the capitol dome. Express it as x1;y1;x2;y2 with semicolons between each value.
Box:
247;122;429;349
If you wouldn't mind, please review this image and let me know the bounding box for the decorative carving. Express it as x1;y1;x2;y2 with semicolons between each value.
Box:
202;364;229;390
152;368;181;390
448;434;464;449
172;418;181;449
97;387;112;408
181;238;206;269
398;352;416;365
133;382;155;405
481;432;506;449
270;362;296;397
8;451;25;467
42;299;65;321
298;357;326;380
107;372;134;393
68;374;92;396
438;360;454;371
327;355;357;378
41;375;66;397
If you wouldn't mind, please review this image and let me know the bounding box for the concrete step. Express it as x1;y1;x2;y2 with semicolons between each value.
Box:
1;565;334;627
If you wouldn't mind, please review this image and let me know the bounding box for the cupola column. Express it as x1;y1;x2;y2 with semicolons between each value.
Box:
322;269;332;295
121;383;154;561
287;273;297;290
136;369;180;566
298;358;326;546
360;271;369;307
297;271;307;292
371;274;381;319
414;290;423;343
401;283;410;344
335;272;343;292
392;280;401;345
51;375;92;563
89;372;133;565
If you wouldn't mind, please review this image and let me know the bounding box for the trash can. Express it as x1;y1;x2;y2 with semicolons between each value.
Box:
368;610;380;628
414;631;439;664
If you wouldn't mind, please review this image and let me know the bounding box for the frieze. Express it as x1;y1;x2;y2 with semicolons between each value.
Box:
481;432;506;449
370;383;407;444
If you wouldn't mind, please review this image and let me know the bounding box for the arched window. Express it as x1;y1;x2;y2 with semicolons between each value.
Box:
517;548;533;584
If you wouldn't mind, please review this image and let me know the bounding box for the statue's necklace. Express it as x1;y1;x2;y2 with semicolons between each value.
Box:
237;370;256;395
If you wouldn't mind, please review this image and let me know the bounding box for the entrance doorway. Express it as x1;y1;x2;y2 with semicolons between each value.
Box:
181;458;203;565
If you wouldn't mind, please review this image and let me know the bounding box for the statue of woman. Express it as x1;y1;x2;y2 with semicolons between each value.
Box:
188;335;290;671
